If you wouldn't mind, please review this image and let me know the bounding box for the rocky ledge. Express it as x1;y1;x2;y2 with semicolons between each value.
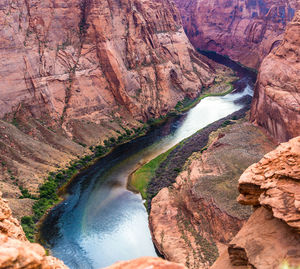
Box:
0;191;68;268
212;136;300;269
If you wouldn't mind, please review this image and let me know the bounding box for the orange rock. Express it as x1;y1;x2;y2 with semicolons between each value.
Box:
238;136;300;232
0;0;215;124
0;192;26;241
0;192;68;268
213;136;300;268
250;10;300;142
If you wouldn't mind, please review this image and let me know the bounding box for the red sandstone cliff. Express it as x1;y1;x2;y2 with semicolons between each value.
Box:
0;0;215;126
174;0;299;69
250;10;300;142
212;136;300;268
0;0;220;217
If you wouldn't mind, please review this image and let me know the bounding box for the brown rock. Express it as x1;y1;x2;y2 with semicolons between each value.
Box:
0;234;67;269
250;10;300;142
215;207;300;269
238;136;300;232
174;0;299;69
0;0;215;124
213;136;300;269
103;257;187;269
0;192;68;268
0;192;26;241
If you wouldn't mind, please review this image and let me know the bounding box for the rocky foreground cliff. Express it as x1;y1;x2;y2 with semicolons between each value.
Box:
212;136;300;268
0;191;68;268
174;0;299;68
251;9;300;142
0;0;222;217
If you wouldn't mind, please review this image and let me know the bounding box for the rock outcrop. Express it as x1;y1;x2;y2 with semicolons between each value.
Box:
212;136;300;269
250;10;300;142
174;0;299;69
0;192;68;268
149;118;275;268
238;136;300;232
0;0;221;217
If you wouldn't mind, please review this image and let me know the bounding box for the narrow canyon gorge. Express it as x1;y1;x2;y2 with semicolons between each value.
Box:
0;0;299;269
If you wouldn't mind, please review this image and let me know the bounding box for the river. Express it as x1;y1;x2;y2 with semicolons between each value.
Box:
40;52;256;269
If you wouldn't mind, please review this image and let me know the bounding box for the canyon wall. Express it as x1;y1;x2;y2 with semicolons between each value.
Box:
212;136;300;268
0;0;215;127
0;0;220;217
174;0;299;69
250;10;300;142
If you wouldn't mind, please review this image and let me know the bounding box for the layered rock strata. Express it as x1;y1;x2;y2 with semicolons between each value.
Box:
212;136;300;269
149;117;275;268
250;10;300;142
174;0;299;69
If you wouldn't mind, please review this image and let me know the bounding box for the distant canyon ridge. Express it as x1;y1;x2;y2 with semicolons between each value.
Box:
174;0;299;69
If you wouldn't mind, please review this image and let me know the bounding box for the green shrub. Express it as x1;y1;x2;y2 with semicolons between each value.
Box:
21;216;35;242
19;187;35;199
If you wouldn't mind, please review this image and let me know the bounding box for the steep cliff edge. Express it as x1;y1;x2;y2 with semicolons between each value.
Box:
174;0;299;69
149;115;275;268
0;191;68;268
0;0;221;217
212;136;300;268
250;10;300;142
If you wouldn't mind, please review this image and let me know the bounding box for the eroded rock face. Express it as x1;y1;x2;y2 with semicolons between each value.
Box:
149;119;275;268
0;192;26;241
0;192;67;269
174;0;299;69
0;0;215;125
212;207;300;269
250;10;300;142
213;136;300;269
238;136;300;232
